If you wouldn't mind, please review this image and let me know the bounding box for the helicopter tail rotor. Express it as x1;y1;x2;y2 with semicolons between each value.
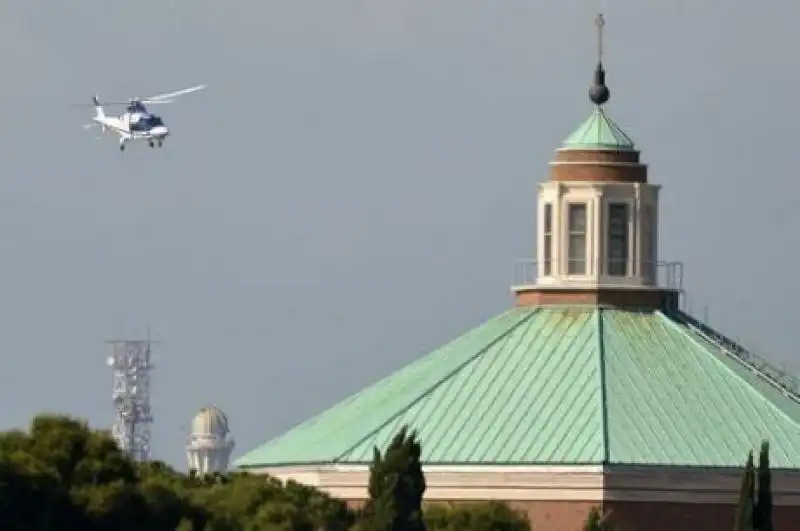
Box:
92;94;105;119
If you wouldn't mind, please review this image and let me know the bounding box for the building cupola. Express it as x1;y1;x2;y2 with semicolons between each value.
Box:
513;14;682;309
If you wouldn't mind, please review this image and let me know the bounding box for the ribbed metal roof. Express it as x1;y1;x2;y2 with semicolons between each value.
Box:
560;107;636;151
235;307;800;469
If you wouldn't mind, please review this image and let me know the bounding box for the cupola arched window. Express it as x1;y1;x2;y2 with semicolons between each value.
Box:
607;203;630;276
567;203;587;275
543;203;553;276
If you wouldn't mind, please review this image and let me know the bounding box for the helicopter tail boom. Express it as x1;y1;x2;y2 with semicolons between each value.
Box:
92;95;105;119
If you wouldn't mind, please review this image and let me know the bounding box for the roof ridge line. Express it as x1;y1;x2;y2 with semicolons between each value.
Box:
332;308;541;462
595;309;610;465
668;310;800;405
607;117;635;146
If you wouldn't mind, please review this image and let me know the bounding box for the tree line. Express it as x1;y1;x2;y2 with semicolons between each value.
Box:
0;414;775;531
0;415;532;531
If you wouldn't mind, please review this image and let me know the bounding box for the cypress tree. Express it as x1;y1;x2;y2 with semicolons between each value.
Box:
754;441;773;531
583;507;602;531
583;506;614;531
361;426;427;531
733;451;756;531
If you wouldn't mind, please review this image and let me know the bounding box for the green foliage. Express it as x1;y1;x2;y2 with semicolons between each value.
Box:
754;441;773;531
0;414;354;531
583;507;602;531
582;506;615;531
0;415;528;531
361;426;427;531
425;501;530;531
734;440;774;531
734;450;756;531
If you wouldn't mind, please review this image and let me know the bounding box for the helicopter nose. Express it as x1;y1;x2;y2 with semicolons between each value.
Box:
151;126;169;138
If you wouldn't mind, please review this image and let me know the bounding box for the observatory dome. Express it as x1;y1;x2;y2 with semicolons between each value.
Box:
187;405;234;475
191;406;229;438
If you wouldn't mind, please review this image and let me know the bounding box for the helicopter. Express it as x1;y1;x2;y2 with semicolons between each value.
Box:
82;85;206;151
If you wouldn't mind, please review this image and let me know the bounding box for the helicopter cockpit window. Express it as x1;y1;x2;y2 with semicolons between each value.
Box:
130;101;147;113
130;115;164;132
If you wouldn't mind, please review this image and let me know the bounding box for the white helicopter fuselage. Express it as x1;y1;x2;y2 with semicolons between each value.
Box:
93;114;169;141
92;101;169;151
84;85;205;152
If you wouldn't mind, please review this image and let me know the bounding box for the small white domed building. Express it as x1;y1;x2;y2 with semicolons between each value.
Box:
186;406;235;476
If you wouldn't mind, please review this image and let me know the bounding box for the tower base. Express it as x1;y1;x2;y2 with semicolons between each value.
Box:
512;286;680;311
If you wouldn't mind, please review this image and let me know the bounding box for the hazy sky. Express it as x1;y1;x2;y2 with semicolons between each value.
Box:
1;0;799;467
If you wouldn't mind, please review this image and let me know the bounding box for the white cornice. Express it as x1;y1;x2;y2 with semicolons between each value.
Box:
247;464;800;506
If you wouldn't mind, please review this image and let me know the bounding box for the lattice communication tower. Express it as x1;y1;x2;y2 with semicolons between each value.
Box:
107;336;155;461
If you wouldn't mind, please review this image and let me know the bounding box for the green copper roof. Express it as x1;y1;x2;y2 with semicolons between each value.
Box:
561;107;636;151
235;307;800;469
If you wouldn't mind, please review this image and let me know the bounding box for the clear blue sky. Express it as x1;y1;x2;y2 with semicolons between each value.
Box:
1;0;798;467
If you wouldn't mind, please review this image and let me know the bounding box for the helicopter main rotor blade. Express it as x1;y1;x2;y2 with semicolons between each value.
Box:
71;84;203;108
71;101;131;108
144;84;206;102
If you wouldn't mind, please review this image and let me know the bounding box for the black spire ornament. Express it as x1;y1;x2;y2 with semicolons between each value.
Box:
589;14;610;106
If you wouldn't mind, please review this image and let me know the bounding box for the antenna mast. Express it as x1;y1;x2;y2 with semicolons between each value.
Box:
107;330;156;461
596;13;605;63
588;13;611;107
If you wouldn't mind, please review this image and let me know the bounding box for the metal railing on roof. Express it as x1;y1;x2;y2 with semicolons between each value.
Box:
674;310;800;404
511;259;684;291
